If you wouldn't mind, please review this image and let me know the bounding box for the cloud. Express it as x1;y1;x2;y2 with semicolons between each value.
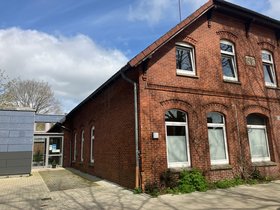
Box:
0;28;128;112
128;0;207;25
265;0;280;20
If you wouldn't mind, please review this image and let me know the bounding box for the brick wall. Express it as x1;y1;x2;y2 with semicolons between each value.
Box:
63;76;137;189
138;10;280;187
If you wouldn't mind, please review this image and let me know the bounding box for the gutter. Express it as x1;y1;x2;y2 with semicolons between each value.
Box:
121;71;140;189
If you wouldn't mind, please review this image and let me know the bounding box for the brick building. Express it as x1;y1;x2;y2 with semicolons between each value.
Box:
62;0;280;189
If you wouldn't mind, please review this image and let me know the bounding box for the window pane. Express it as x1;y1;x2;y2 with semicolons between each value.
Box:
165;109;186;122
263;64;274;84
208;127;226;161
221;55;235;78
207;112;223;123
36;123;46;131
167;126;187;163
176;47;193;71
262;52;271;61
248;128;269;159
247;115;265;125
220;43;233;52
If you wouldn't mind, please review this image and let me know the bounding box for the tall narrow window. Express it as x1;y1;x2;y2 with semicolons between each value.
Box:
207;112;229;165
165;109;190;168
220;40;238;81
247;114;270;162
73;133;77;161
262;50;276;87
90;126;95;163
176;43;196;76
81;130;84;162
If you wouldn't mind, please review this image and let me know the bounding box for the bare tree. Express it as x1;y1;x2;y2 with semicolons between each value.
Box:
2;79;62;114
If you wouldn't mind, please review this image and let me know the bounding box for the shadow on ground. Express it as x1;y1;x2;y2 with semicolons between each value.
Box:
39;168;99;192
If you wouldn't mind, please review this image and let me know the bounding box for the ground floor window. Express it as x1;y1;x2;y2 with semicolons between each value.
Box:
247;114;270;162
165;109;190;168
90;126;95;163
81;130;84;162
207;112;229;165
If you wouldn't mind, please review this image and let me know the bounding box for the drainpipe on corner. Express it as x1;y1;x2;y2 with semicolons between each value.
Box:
121;72;140;189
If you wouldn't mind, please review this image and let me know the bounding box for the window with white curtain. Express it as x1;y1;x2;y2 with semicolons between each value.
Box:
165;109;190;168
207;112;229;165
81;130;84;162
247;114;270;162
90;126;95;163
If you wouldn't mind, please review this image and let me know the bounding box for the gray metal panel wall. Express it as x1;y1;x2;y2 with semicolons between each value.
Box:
35;114;64;123
0;110;35;175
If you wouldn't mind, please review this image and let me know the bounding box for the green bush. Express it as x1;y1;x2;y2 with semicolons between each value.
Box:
214;177;245;189
178;169;208;192
144;181;160;197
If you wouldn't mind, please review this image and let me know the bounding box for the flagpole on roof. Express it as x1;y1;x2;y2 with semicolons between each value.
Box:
178;0;182;22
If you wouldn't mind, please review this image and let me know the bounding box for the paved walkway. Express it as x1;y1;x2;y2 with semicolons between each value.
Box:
0;168;280;210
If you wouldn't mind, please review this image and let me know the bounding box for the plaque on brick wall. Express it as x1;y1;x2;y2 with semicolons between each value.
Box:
276;116;280;121
245;56;256;66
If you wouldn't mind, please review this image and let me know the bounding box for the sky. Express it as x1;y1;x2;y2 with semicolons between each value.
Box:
0;0;279;113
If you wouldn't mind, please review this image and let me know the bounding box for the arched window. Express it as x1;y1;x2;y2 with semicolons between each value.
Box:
165;109;190;168
73;132;77;161
262;50;277;87
81;130;84;162
207;112;229;165
247;114;270;162
220;40;238;81
90;126;95;163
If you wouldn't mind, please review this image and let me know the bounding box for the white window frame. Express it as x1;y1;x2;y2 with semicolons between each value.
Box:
207;113;229;165
247;124;271;162
73;133;77;161
165;113;191;168
90;126;95;163
262;50;277;87
81;130;84;162
176;42;196;76
220;40;238;81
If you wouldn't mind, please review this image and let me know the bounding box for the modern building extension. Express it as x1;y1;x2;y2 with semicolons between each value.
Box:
62;0;280;189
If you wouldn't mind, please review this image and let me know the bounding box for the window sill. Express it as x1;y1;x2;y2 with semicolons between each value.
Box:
169;167;192;173
266;85;278;90
223;80;241;85
252;161;277;167
211;164;232;171
176;71;198;79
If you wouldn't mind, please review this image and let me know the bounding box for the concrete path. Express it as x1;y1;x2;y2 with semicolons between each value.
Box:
0;168;279;210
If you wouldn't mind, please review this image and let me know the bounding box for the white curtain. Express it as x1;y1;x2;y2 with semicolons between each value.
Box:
248;128;269;158
208;127;226;160
167;136;187;163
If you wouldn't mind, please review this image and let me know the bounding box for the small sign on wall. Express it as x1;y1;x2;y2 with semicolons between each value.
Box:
276;116;280;121
245;56;256;66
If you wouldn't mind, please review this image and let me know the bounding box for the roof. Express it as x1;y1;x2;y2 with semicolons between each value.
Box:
65;0;280;121
35;114;65;123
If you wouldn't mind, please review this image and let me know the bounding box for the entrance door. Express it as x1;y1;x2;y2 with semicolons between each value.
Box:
33;137;47;167
48;137;63;167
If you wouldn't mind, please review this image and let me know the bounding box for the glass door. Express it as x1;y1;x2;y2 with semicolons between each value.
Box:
48;137;63;167
33;137;47;167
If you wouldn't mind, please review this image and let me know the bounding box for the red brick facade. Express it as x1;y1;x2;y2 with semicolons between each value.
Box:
63;0;280;189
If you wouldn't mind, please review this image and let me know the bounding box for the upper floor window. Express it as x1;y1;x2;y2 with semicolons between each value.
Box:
220;40;238;81
262;50;277;87
165;109;190;168
90;126;95;163
207;112;229;165
247;114;270;162
176;43;196;76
